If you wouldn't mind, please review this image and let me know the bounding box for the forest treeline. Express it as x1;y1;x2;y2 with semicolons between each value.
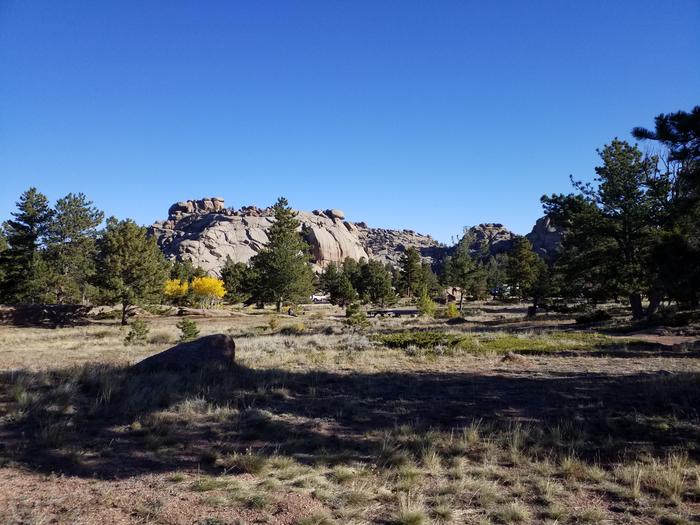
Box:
0;106;697;322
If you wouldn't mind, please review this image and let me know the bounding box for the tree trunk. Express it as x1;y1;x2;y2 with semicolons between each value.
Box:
276;300;282;313
646;293;662;317
121;302;129;326
459;291;464;312
629;293;644;320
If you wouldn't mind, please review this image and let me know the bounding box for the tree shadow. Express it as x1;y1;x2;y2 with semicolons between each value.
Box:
0;359;698;479
0;304;90;327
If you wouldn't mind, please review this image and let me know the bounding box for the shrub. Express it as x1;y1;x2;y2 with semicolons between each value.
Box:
345;302;362;318
149;332;173;345
163;279;189;303
445;302;460;319
280;322;305;335
575;309;612;324
345;302;370;331
176;318;200;342
124;319;150;346
376;331;460;349
190;276;226;308
416;290;437;318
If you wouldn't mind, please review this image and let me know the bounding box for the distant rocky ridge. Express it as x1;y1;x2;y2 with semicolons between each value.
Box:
355;223;444;266
150;198;563;275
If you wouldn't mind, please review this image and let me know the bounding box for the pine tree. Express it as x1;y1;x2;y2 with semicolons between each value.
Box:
505;237;544;300
0;231;6;289
399;247;422;297
357;259;396;306
44;193;104;304
95;218;169;325
249;197;314;312
0;188;53;304
170;259;206;282
444;240;479;310
633;106;700;308
485;253;509;299
320;262;358;306
220;257;251;303
543;140;662;318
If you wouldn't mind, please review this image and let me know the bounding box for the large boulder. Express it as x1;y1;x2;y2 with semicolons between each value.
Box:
132;334;236;371
325;208;345;220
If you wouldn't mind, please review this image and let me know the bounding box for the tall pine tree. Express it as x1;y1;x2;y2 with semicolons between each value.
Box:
0;188;53;304
505;237;546;303
248;198;314;312
95;218;169;324
45;193;104;304
398;247;422;297
543;140;662;318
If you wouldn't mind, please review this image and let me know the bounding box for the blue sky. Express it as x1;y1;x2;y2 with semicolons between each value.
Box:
1;1;698;243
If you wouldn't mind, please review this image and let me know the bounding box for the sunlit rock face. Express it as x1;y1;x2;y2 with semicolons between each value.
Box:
150;199;369;275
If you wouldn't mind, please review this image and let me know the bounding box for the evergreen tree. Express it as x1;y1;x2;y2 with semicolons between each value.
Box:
170;259;206;282
418;262;441;296
248;197;315;312
220;257;252;303
333;273;358;306
505;237;544;300
0;188;53;303
398;247;422;297
416;288;437;317
543;140;662;318
485;253;509;299
0;230;6;289
633;106;700;307
444;240;480;310
357;259;396;306
44;192;104;304
320;262;358;306
95;218;169;325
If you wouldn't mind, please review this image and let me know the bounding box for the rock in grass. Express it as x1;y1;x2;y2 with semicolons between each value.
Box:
500;351;528;364
132;334;235;371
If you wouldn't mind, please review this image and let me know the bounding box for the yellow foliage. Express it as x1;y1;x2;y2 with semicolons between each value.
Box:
163;279;188;298
191;276;226;302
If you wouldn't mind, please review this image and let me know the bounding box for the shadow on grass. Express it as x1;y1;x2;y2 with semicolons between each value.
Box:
0;359;698;479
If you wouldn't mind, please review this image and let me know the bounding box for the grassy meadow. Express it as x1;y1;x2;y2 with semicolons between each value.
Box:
0;302;699;524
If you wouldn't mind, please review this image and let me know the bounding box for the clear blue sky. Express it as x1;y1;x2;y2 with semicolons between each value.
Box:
1;1;698;243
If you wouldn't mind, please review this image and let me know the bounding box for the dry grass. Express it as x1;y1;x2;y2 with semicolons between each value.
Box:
0;303;699;524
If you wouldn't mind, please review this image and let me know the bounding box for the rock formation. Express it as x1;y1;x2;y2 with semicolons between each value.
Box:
465;223;517;255
151;198;369;275
150;197;564;275
526;216;564;262
132;334;235;371
355;223;444;266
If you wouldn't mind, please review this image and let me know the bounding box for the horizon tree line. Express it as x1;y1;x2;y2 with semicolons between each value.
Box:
0;105;697;321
